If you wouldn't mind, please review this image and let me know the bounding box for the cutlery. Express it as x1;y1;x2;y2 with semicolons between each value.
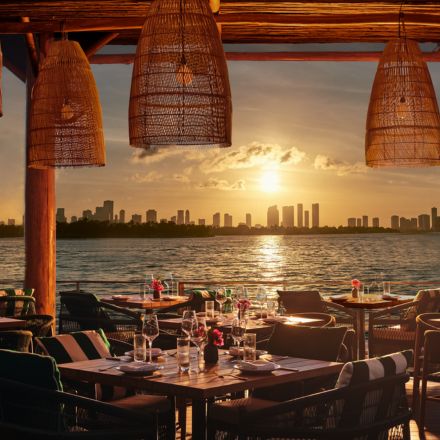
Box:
216;373;247;381
278;367;300;372
98;365;118;372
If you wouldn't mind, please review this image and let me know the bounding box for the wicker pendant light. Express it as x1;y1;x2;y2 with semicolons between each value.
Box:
0;42;3;117
365;28;440;167
28;39;105;168
129;0;232;149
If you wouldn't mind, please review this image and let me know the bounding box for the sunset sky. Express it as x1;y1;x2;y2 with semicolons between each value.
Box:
1;43;440;227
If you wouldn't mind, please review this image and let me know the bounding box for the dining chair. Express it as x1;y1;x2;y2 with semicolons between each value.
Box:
208;350;412;439
21;314;54;337
412;313;440;432
0;330;33;352
0;296;36;317
0;350;157;439
369;289;440;357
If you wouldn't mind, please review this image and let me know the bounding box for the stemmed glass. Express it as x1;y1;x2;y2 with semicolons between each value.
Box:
190;317;207;372
166;273;175;296
181;310;197;338
215;287;227;318
231;317;246;350
142;314;159;363
255;287;267;317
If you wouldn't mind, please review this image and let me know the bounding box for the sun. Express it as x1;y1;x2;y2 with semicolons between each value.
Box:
260;170;280;192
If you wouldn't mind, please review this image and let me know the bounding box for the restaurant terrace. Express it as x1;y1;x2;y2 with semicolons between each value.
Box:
1;1;440;439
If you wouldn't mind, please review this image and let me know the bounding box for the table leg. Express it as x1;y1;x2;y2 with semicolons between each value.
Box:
192;398;207;440
357;310;366;359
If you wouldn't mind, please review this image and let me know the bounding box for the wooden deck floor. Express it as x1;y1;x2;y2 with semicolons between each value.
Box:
177;380;440;439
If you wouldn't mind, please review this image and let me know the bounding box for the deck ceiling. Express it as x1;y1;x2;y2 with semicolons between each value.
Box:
0;1;440;45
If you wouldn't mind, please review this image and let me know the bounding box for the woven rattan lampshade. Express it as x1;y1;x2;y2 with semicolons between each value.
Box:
0;43;3;117
366;38;440;167
28;40;105;168
129;0;232;149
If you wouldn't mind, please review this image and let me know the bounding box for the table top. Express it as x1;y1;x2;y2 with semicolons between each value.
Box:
102;295;189;310
59;350;342;400
327;294;413;309
0;317;26;330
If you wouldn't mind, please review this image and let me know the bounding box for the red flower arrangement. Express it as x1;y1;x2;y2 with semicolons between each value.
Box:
193;323;207;339
236;298;251;312
351;279;361;289
150;279;164;299
208;328;224;347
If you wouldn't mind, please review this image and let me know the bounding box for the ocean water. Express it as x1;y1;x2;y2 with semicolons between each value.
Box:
1;234;440;297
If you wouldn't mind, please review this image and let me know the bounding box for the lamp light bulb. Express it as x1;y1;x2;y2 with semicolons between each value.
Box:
396;96;407;120
176;62;193;86
61;101;75;121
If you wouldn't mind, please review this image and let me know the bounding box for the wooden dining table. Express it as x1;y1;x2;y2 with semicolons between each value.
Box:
101;294;189;311
0;317;25;330
59;350;342;440
328;294;413;359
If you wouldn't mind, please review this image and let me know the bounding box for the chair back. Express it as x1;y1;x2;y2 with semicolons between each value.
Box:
405;289;440;330
0;296;36;317
0;331;33;352
267;324;347;361
21;314;54;337
277;290;326;314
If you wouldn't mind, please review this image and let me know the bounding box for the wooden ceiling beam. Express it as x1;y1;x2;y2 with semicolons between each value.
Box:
90;50;440;64
21;17;39;76
84;32;119;58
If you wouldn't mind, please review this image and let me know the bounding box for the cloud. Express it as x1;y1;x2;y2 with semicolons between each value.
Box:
200;142;306;173
197;178;246;191
130;171;161;183
173;174;190;183
130;148;184;165
313;154;367;176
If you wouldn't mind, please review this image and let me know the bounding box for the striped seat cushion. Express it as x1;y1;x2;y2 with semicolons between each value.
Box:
336;350;413;388
0;288;34;297
35;329;127;401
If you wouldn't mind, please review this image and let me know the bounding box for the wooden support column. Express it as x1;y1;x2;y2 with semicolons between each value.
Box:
24;35;56;317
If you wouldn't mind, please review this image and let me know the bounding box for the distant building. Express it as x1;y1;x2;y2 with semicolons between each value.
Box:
131;214;142;224
224;213;233;227
297;204;303;228
304;210;310;228
190;221;195;225
372;217;380;228
282;206;294;228
356;218;362;227
432;207;438;231
213;212;220;227
400;217;417;232
312;203;319;228
71;216;78;223
56;208;67;223
7;219;15;226
83;209;93;220
177;210;184;225
95;206;107;222
185;209;190;225
347;218;356;227
391;215;399;230
267;205;279;227
103;200;114;222
146;209;157;223
245;213;252;228
198;219;206;226
119;209;125;224
362;215;368;228
114;215;119;223
171;215;177;223
418;214;430;231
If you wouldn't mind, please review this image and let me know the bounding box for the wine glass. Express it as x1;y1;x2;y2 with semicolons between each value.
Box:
182;310;197;338
255;287;267;317
215;287;227;318
142;314;159;363
166;272;175;296
190;317;207;372
231;317;246;349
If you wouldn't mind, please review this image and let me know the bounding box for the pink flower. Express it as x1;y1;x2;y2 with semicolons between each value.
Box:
194;323;206;338
209;328;224;347
351;279;361;288
236;298;251;311
151;279;164;292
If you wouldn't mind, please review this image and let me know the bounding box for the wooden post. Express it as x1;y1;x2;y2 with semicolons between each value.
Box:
24;35;56;317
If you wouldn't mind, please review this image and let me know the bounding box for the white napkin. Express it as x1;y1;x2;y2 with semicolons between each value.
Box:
238;360;278;371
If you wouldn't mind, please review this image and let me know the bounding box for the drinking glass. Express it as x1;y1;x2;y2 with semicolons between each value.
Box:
190;317;207;372
255;287;267;317
142;314;159;363
182;310;197;337
231;317;246;348
266;299;277;317
215;287;227;318
139;283;150;299
205;301;215;319
243;333;257;362
176;337;190;372
383;281;391;296
358;283;365;301
233;286;244;301
166;272;175;296
133;333;146;362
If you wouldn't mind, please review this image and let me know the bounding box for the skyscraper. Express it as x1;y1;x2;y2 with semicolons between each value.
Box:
347;218;356;227
297;203;303;228
372;217;379;228
267;205;279;227
356;218;362;227
391;215;399;230
282;206;294;228
146;209;157;223
198;219;206;226
312;203;319;228
304;210;310;228
185;209;190;225
131;214;142;224
103;200;114;222
362;215;368;228
177;210;184;225
418;214;430;231
245;213;252;227
432;207;438;231
213;212;220;227
119;209;125;224
56;208;67;223
224;213;233;227
95;206;107;221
